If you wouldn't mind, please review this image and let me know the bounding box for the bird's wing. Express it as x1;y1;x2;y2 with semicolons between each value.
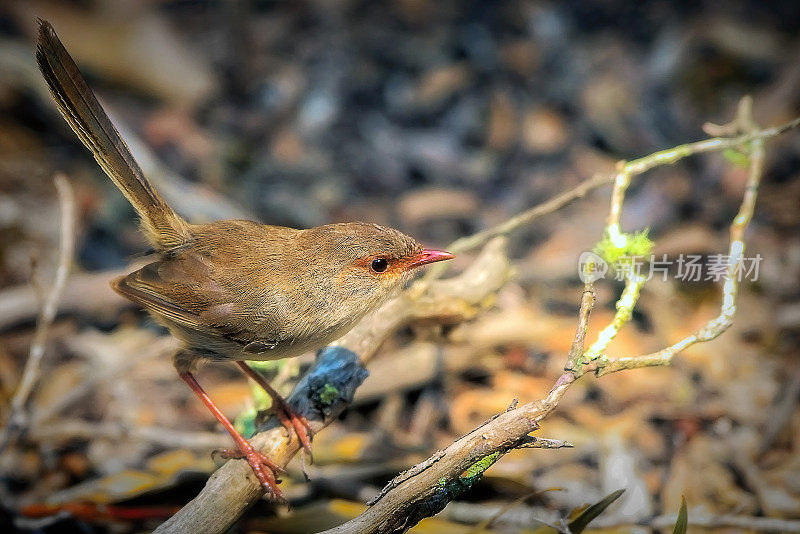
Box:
112;253;285;351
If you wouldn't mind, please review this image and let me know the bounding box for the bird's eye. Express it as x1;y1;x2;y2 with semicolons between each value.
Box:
370;258;389;273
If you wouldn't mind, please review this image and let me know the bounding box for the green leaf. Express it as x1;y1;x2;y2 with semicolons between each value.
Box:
567;488;625;534
672;496;688;534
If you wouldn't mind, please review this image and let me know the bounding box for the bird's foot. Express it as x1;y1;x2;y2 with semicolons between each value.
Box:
212;444;288;504
272;397;314;462
234;362;314;462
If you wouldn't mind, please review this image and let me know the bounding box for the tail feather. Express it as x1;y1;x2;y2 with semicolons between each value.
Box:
36;19;189;250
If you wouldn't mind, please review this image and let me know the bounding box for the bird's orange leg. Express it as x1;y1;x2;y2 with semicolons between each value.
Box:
236;361;314;462
178;371;287;503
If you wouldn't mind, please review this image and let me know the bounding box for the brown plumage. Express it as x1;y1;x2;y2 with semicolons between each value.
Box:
112;219;428;365
35;19;453;502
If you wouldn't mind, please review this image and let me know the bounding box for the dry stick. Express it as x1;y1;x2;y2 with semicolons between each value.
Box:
565;283;597;371
418;172;614;287
0;175;76;454
589;97;765;377
28;421;228;450
0;263;143;330
156;110;798;534
421;113;800;287
153;238;513;534
317;284;595;534
31;335;177;428
318;103;794;534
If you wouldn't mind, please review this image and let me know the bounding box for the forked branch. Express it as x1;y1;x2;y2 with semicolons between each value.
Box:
156;101;798;533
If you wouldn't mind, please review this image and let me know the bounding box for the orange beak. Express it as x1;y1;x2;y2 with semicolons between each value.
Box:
407;249;455;269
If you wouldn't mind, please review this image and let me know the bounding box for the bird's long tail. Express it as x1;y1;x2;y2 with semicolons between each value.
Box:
35;19;189;251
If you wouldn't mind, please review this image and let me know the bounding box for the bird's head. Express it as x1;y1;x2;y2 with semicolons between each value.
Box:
296;222;454;306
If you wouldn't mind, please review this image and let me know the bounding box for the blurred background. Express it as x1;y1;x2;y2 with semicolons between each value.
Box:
1;1;799;532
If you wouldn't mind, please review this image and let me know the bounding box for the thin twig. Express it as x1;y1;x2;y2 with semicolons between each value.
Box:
421;113;800;286
565;283;596;372
317;279;595;534
419;172;613;286
28;420;228;450
155;105;798;534
591;97;766;377
580;273;645;368
314;102;796;534
0;263;143;330
0;174;76;454
516;437;574;449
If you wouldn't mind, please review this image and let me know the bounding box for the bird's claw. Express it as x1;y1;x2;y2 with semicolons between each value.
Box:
273;399;315;463
212;445;288;504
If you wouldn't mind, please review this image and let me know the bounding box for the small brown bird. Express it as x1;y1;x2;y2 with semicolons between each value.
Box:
35;19;453;501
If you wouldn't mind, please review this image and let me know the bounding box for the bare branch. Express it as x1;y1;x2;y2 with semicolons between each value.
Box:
313;103;797;534
154;105;798;534
422;113;800;285
0;174;76;454
565;283;595;372
28;420;228;450
516;437;574;449
421;172;614;285
316;278;595;534
591;97;766;377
